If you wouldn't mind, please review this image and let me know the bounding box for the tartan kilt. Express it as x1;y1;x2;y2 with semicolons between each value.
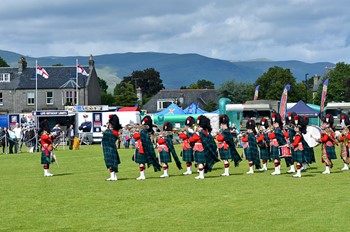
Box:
194;150;207;163
104;152;121;172
304;146;316;164
270;146;280;160
182;148;194;162
293;149;304;163
158;150;172;163
244;147;254;161
259;148;270;161
41;151;51;165
326;145;337;160
134;149;147;164
218;148;231;160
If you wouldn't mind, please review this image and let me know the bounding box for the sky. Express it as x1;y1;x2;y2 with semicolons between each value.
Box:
1;0;350;63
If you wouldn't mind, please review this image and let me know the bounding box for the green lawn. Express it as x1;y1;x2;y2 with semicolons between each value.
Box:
1;144;350;232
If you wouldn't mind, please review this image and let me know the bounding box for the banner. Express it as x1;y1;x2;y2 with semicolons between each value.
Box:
278;84;290;121
320;78;329;117
93;112;103;132
253;85;260;100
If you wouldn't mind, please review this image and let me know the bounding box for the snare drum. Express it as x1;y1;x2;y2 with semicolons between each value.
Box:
280;145;292;157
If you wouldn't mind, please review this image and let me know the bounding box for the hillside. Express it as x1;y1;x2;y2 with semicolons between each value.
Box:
0;50;335;90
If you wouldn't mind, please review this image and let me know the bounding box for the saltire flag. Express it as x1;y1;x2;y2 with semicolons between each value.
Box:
278;84;290;121
77;64;89;76
36;65;49;79
320;78;329;118
253;85;260;100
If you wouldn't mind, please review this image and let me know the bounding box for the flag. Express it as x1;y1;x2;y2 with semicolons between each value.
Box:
320;78;329;117
77;64;89;77
36;65;49;79
253;85;260;100
279;84;290;121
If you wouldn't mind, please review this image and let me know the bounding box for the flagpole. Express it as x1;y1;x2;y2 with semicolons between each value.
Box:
76;58;79;105
35;60;38;112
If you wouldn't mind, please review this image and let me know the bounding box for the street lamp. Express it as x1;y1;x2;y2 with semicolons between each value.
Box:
305;73;309;103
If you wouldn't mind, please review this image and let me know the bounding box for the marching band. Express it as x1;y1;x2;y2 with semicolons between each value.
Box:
32;112;350;180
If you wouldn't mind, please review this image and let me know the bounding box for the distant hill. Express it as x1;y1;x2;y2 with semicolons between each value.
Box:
0;50;335;91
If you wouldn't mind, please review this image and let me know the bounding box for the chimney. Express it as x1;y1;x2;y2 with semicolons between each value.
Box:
313;74;319;86
136;87;142;103
89;54;95;69
18;57;27;73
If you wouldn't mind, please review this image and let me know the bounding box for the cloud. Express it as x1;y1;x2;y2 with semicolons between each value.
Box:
1;0;350;63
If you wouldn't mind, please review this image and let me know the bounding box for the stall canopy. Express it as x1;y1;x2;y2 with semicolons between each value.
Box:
287;100;319;117
155;103;185;116
118;106;140;112
183;102;208;114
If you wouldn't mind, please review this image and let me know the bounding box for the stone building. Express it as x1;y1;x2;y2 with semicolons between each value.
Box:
0;55;101;114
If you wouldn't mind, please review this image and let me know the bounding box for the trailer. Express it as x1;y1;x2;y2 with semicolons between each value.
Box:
325;102;350;130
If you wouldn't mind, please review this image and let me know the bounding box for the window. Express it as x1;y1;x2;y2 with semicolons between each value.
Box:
157;99;173;111
65;91;77;105
27;92;35;105
0;73;10;82
0;92;3;105
46;92;53;105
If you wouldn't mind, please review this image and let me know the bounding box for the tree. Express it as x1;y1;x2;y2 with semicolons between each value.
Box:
202;99;218;112
185;79;215;89
100;92;116;105
98;77;108;93
0;56;9;67
52;63;64;66
218;80;254;103
122;68;164;101
254;66;300;102
197;79;215;89
314;62;350;104
114;82;138;106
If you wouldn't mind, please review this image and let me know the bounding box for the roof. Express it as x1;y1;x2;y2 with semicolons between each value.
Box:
183;102;207;114
0;66;90;90
287;100;319;117
143;89;219;113
118;106;141;112
154;103;185;115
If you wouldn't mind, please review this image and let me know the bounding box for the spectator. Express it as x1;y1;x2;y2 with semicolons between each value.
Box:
51;123;63;150
13;123;23;153
122;126;131;148
7;127;16;154
66;124;75;150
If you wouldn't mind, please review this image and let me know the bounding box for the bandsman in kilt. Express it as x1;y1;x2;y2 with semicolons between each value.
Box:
216;114;241;176
284;112;297;174
133;116;161;180
256;118;270;171
300;116;316;170
317;114;337;174
178;116;196;175
241;118;260;174
338;114;350;171
156;122;182;178
269;113;287;175
290;120;307;178
189;115;219;179
40;130;54;177
101;114;122;181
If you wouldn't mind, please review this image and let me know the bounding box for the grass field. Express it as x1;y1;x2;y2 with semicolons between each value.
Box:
1;144;350;232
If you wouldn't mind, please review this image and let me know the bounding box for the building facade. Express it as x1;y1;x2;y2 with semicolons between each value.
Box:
142;89;220;113
0;55;101;114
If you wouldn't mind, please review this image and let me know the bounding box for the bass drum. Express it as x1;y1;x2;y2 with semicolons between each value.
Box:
303;125;322;148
